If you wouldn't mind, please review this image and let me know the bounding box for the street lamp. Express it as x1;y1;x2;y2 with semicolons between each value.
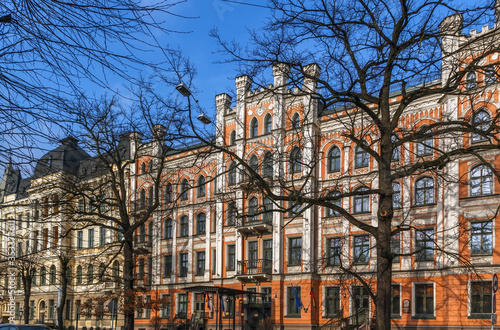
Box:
175;83;212;125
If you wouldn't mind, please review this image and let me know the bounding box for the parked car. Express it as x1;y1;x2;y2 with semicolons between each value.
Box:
0;325;51;330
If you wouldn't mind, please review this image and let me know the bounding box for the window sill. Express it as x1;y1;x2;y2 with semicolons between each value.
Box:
284;314;302;318
469;314;492;319
412;314;435;319
391;315;401;319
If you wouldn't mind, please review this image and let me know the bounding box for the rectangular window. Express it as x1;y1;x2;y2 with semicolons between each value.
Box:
179;253;188;277
49;299;54;319
212;249;216;275
75;300;81;320
65;300;71;320
29;300;35;320
262;287;272;303
138;258;145;279
145;295;151;319
325;287;341;317
17;214;22;230
416;139;433;157
196;251;205;276
391;233;401;262
227;245;235;271
353;235;370;264
471;221;493;255
248;241;258;268
470;281;492;317
287;286;301;316
391;285;401;318
136;296;143;318
415;228;434;261
327;237;341;266
161;294;171;318
15;302;20;320
77;231;83;249
178;293;187;314
414;283;434;318
43;228;49;249
88;228;94;248
163;255;172;278
100;227;106;246
288;237;302;266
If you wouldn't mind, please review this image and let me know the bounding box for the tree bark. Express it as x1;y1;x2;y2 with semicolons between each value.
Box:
123;233;135;330
57;258;69;330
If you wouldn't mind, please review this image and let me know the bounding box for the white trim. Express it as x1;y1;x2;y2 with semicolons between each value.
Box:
411;282;436;318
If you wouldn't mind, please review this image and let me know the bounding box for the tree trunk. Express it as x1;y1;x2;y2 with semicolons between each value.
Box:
57;259;69;330
376;219;392;330
22;273;31;324
123;233;135;330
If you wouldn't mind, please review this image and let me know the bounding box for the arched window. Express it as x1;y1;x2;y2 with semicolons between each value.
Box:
113;261;120;279
415;177;435;206
180;179;189;201
99;264;106;282
138;224;146;243
40;267;46;285
197;176;206;197
147;186;153;208
230;130;236;145
228;162;237;186
50;265;56;284
197;213;206;235
326;191;342;217
328;146;341;172
227;202;237;226
290;147;302;173
32;270;37;286
148;160;154;173
76;266;83;285
139;188;146;210
264;114;272;134
263;197;273;222
249;155;259;174
248;197;259;223
180;215;189;237
393;182;401;209
140;162;146;174
87;264;94;284
250;117;259;138
472;110;491;142
416;131;434;157
291;113;300;129
355;143;369;168
164;182;172;203
263;152;273;178
466;72;477;89
164;218;173;239
471;165;493;196
353;186;370;214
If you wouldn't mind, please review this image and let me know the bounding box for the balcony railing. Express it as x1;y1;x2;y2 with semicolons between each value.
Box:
235;217;272;234
237;258;272;277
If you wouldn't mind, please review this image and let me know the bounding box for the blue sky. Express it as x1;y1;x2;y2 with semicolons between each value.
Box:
159;0;270;113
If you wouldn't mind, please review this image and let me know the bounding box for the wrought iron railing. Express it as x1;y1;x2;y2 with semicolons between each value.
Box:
237;258;272;275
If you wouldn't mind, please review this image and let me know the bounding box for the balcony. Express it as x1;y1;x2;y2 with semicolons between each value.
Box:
134;235;152;254
236;217;272;235
237;259;272;282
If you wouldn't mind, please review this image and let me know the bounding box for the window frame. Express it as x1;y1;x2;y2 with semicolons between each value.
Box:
470;165;493;196
353;235;370;265
414;177;435;206
469;280;493;318
196;251;205;276
164;218;173;239
326;237;341;266
353;186;370;214
287;286;301;317
291;113;300;129
180;179;189;201
179;253;188;277
196;213;206;235
415;228;435;262
288;237;302;266
355;143;369;168
179;215;189;237
264;114;272;134
250;117;259;138
413;283;435;319
470;221;493;255
327;146;341;173
289;147;302;173
472;110;491;142
197;176;206;197
466;71;477;89
325;286;341;318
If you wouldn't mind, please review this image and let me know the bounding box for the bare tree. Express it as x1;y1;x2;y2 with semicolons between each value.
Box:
0;0;188;169
204;1;500;329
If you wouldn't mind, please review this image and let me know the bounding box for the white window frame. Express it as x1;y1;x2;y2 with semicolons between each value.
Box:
411;282;436;319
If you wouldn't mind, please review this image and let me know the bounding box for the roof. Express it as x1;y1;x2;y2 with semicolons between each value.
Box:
182;285;264;296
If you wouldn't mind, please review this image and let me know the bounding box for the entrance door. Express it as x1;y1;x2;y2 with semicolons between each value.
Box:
351;286;370;325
